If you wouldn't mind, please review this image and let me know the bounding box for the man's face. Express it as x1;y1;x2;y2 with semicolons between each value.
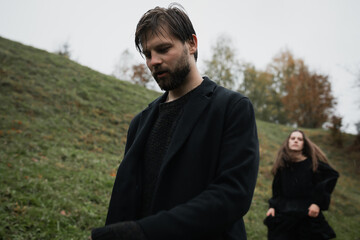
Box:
142;27;191;91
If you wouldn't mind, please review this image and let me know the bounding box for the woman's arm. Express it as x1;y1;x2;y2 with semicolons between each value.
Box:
268;171;282;209
312;161;339;210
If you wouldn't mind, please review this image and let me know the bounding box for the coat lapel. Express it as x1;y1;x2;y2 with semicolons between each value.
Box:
124;78;216;182
125;93;167;162
159;78;216;173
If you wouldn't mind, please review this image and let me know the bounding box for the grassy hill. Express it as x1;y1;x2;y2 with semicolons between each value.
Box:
1;36;359;239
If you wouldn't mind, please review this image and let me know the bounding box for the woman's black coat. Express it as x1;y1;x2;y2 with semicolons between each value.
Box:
265;158;339;239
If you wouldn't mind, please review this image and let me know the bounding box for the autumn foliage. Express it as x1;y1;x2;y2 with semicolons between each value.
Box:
282;67;335;128
268;50;336;128
132;63;152;87
239;64;283;123
203;40;337;129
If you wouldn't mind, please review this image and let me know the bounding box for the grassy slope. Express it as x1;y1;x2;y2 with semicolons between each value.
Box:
0;36;359;239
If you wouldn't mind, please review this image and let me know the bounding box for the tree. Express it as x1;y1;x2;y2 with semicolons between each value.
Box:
267;50;336;128
265;49;302;124
267;49;298;94
56;41;71;58
239;64;283;123
203;35;241;90
113;49;135;81
351;68;360;151
350;121;360;152
281;67;334;128
131;63;152;87
327;115;343;147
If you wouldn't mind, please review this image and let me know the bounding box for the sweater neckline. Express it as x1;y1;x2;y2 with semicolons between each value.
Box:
293;157;309;164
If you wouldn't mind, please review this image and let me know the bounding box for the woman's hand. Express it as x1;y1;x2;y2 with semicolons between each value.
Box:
266;208;275;217
308;203;320;218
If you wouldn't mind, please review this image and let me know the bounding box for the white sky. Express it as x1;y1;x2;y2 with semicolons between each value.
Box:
1;0;359;133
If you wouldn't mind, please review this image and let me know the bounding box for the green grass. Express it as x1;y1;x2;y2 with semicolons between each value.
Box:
1;36;359;239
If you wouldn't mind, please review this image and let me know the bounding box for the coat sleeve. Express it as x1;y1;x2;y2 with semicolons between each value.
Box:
268;171;282;209
312;161;339;210
123;113;141;155
137;97;260;240
105;113;142;226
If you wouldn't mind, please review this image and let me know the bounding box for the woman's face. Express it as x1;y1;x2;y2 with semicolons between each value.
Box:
288;131;304;152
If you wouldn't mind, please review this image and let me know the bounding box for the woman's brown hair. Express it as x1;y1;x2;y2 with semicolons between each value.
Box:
271;130;329;175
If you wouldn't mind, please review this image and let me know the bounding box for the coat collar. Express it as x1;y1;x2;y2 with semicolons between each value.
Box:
133;77;217;170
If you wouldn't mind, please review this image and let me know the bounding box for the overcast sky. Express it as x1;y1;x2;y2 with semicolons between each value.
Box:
1;0;359;133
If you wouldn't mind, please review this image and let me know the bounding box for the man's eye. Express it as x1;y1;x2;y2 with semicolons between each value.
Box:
158;47;170;53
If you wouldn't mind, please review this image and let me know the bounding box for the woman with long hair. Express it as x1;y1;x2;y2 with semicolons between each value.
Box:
264;130;339;240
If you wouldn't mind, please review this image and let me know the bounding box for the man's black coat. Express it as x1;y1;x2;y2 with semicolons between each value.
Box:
106;77;259;240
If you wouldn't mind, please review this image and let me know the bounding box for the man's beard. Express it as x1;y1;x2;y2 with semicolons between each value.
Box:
153;49;191;91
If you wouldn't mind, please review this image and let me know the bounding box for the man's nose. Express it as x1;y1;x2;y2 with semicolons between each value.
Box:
150;53;162;67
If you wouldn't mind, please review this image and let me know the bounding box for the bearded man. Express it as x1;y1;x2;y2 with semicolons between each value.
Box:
92;4;259;240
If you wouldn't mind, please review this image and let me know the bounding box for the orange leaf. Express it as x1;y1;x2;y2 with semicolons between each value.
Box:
60;210;70;216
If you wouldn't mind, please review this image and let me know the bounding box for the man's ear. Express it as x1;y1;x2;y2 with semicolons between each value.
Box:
188;34;198;55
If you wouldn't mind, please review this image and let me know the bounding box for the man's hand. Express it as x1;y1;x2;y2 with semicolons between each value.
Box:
308;203;320;218
266;208;275;217
91;221;147;240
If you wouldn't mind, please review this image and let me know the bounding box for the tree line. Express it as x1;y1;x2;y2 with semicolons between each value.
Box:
203;36;337;130
114;36;337;131
204;36;360;152
55;37;359;150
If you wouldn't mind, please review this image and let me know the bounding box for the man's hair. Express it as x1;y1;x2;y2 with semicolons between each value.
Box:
135;3;198;61
271;130;330;175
